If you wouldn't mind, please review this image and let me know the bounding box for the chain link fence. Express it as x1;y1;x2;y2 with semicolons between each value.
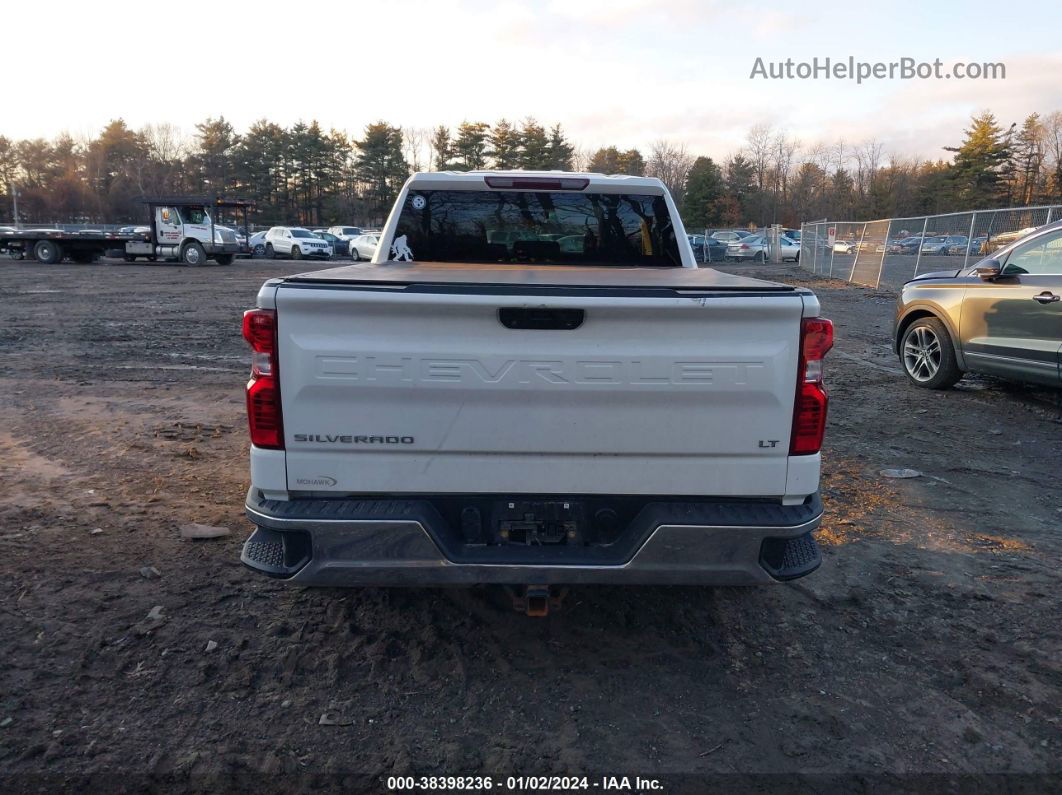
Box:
800;204;1062;289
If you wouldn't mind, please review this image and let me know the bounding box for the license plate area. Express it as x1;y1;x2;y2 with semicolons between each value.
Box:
495;500;582;545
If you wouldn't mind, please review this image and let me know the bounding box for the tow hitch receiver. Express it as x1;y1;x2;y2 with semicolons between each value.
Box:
507;585;568;617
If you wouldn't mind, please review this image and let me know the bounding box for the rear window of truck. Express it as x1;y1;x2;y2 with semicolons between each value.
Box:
393;190;682;266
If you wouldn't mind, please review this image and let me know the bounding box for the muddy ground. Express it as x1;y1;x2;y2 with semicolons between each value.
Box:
0;256;1059;792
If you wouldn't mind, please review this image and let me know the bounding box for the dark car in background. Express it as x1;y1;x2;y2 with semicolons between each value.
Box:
313;230;349;257
687;233;728;263
894;220;1062;389
920;235;968;255
888;236;925;255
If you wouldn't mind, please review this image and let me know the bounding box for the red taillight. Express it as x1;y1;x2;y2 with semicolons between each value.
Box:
790;317;833;455
740;243;749;250
243;309;283;449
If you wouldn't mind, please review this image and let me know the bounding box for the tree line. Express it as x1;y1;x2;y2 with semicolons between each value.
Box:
2;110;1061;230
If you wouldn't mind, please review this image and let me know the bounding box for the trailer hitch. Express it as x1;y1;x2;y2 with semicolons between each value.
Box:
507;585;568;617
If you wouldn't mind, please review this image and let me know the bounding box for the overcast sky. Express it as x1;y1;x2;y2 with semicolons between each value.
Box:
9;0;1062;164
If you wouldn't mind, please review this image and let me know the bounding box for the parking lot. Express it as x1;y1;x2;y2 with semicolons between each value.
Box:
1;256;1059;787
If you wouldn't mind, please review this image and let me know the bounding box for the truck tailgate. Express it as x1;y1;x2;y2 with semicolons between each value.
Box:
275;284;804;497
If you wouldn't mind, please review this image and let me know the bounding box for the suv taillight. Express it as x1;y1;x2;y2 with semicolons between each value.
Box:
242;309;283;449
790;317;833;455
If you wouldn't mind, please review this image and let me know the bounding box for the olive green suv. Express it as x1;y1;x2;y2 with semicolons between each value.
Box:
894;221;1062;389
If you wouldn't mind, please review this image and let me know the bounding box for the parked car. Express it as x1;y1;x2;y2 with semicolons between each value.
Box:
833;240;856;254
887;236;923;255
116;225;150;237
920;235;967;255
894;220;1062;389
710;229;753;244
727;234;774;261
239;170;833;590
773;234;801;262
327;226;363;243
312;230;349;257
349;232;381;261
687;234;727;263
249;231;268;256
732;234;800;262
264;226;333;260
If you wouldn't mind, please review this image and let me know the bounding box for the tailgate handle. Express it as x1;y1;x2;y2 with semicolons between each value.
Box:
498;307;584;330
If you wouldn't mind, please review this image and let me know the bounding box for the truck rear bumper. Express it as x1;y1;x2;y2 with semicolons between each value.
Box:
242;489;823;586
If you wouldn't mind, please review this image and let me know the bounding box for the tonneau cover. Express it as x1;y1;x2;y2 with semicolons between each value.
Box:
283;260;796;292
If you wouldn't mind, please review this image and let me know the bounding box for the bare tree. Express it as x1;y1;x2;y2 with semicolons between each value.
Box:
646;140;694;204
1045;111;1062;200
854;139;885;198
771;132;799;211
746;123;773;192
402;127;430;173
570;146;594;173
143;123;190;163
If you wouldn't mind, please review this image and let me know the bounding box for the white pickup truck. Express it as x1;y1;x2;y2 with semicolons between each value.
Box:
240;171;832;589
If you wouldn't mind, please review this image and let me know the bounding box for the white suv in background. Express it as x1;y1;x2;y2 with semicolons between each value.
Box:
264;227;333;260
327;226;363;244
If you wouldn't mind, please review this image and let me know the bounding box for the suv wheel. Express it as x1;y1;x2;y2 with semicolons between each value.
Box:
900;317;962;389
291;246;302;260
265;243;275;259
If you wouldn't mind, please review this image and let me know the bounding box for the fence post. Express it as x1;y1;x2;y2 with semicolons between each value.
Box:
850;223;867;282
811;224;819;272
913;217;928;279
963;212;977;268
875;220;892;289
1047;207;1054;225
829;224;836;277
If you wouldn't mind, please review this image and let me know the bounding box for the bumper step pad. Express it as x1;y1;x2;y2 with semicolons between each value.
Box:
758;531;822;581
241;525;311;577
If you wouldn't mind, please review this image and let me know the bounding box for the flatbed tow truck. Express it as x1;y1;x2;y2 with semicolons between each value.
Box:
1;196;253;266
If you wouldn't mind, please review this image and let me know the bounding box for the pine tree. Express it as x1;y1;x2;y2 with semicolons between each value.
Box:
192;116;239;196
724;154;756;222
452;122;490;170
487;119;521;169
518;118;550;169
618;149;645;176
429;126;453;170
586;146;645;176
944;112;1012;208
587;146;622;173
545;124;574;170
1012;113;1045;205
354;122;409;224
682;156;725;229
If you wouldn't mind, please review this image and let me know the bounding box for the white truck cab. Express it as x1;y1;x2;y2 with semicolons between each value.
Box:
123;196;246;265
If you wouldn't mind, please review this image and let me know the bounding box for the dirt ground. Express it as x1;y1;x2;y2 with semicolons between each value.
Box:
0;256;1059;792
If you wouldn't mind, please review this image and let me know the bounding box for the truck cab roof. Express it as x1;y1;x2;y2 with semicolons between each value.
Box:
406;170;668;193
